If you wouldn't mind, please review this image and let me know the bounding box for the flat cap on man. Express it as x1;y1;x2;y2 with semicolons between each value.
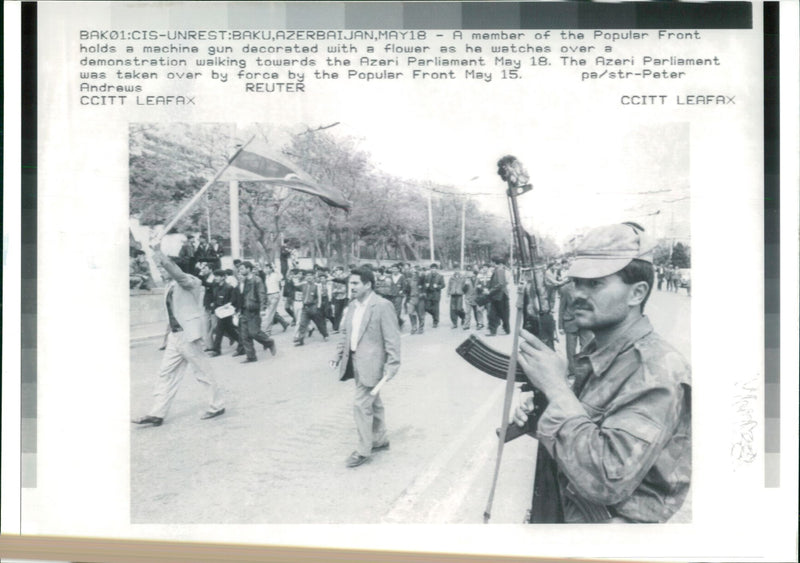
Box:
568;222;656;279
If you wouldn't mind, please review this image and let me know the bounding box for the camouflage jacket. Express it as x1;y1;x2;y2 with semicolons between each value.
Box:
536;316;691;523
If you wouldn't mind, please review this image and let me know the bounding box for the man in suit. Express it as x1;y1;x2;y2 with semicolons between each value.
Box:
132;244;224;426
331;267;401;468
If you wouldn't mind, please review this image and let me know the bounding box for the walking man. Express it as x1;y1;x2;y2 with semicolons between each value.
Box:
262;262;289;335
295;270;329;346
424;263;445;328
332;267;401;468
487;256;510;336
447;270;466;328
132;244;224;426
235;261;276;363
208;269;241;357
330;266;350;332
405;264;426;334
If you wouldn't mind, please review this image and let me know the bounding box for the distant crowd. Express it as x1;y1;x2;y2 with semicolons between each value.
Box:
656;263;690;295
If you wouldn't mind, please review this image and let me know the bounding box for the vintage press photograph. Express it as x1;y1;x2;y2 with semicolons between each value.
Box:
128;121;691;524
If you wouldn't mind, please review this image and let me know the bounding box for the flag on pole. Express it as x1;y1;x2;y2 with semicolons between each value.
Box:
219;141;351;210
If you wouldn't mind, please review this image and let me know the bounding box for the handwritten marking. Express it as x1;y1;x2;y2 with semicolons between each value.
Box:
731;378;758;466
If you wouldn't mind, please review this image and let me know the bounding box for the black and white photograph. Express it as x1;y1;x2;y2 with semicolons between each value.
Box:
3;1;798;561
128;121;692;525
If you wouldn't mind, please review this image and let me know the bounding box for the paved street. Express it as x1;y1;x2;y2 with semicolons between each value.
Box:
130;287;690;524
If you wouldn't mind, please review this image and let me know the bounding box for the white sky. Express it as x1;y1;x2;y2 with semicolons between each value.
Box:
252;96;691;247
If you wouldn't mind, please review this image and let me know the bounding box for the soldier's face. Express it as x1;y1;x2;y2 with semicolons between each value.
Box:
571;274;640;331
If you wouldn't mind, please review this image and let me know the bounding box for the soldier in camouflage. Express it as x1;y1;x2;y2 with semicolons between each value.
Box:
513;222;691;523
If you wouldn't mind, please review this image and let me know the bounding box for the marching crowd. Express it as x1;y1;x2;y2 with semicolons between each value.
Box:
175;256;548;364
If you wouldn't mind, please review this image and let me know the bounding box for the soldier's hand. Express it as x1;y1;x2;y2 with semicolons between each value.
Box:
518;329;570;399
512;393;535;427
328;359;340;370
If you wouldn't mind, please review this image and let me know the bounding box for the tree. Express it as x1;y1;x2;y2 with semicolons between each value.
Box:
671;242;691;268
653;240;672;266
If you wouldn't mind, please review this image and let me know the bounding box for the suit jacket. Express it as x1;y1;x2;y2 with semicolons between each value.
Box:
335;292;401;387
160;253;206;342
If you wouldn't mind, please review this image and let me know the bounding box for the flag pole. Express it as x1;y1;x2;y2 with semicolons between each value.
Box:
156;135;255;243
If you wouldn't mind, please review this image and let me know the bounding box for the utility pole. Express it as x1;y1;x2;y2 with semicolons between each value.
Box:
229;128;241;259
205;191;212;240
460;196;466;270
427;191;435;262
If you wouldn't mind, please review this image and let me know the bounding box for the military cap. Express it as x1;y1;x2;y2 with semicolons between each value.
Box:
568;222;655;279
213;269;225;277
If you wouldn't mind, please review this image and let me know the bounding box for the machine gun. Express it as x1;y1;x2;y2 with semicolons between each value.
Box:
457;155;554;523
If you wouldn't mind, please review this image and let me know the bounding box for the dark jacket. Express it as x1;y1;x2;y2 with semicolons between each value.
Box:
238;275;267;313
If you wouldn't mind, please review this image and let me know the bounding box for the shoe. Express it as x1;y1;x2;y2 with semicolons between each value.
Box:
262;341;271;351
477;324;484;330
323;336;329;342
410;328;417;335
463;326;470;330
294;339;304;347
486;332;497;337
371;441;390;452
232;350;245;357
132;415;163;426
282;323;289;332
203;347;213;352
451;324;457;329
241;357;257;363
158;345;166;351
200;408;225;420
267;341;276;356
345;451;370;468
309;327;315;337
433;322;439;328
208;351;221;357
418;329;424;334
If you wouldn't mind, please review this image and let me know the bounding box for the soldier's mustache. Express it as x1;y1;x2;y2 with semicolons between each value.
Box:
572;299;593;311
